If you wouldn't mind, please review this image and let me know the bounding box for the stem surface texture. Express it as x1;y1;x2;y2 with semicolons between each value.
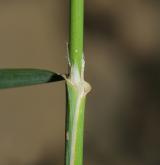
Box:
65;0;91;164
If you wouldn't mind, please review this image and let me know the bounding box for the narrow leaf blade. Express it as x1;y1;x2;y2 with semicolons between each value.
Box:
0;68;64;89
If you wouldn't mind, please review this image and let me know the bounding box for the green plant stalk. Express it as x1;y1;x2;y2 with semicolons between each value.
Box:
65;0;91;164
65;80;88;165
69;0;84;73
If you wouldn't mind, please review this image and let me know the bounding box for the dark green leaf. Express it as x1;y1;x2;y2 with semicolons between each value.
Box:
0;68;64;89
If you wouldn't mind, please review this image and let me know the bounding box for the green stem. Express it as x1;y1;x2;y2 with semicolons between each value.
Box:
69;0;84;74
65;0;91;165
65;81;87;165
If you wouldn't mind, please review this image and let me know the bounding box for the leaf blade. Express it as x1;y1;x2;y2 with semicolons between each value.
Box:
0;68;64;89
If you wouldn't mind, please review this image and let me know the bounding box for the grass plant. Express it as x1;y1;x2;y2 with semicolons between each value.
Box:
0;1;90;165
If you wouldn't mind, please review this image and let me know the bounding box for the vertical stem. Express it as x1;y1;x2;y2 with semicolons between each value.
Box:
69;0;84;74
65;0;91;165
65;82;87;165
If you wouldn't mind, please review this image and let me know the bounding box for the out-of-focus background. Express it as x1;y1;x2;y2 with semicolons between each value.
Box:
0;0;159;164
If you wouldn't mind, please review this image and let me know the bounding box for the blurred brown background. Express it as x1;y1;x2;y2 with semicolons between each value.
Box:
0;0;159;164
